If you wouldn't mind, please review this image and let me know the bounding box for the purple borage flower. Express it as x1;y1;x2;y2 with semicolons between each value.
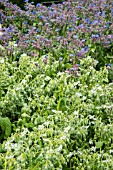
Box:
59;57;63;61
73;35;78;39
70;68;75;71
62;1;66;5
0;0;112;63
77;5;82;9
85;18;90;23
23;0;29;2
36;3;41;8
106;63;112;69
30;2;34;4
39;15;45;19
32;11;36;15
91;34;100;39
70;54;75;57
93;20;99;25
23;21;27;25
68;28;74;31
36;30;40;33
106;63;111;67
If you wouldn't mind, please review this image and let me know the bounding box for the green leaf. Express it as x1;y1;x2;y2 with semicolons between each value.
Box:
33;23;36;26
65;63;72;69
0;117;11;139
91;48;95;53
95;141;103;149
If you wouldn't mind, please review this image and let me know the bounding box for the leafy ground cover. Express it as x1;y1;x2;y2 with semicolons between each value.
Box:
0;0;113;169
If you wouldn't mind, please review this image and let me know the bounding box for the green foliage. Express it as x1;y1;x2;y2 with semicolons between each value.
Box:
0;56;113;169
0;117;11;141
107;65;113;82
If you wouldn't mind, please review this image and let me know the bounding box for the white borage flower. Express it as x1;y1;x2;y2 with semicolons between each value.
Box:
109;149;113;154
98;153;102;157
82;96;87;100
0;31;3;36
26;74;32;79
60;135;67;140
86;71;91;75
70;85;75;89
87;56;91;59
21;113;30;118
4;142;12;150
100;93;104;96
73;110;79;116
22;127;29;133
47;115;54;119
103;104;113;109
43;138;50;142
45;154;51;160
45;76;51;81
76;92;82;97
57;72;64;76
56;144;62;152
96;85;102;91
89;139;93;145
0;58;4;64
46;149;53;154
89;115;96;120
20;128;29;137
14;145;21;152
9;143;16;150
21;79;27;84
52;110;62;114
89;66;94;70
90;146;96;152
41;131;51;137
77;150;82;155
73;81;80;86
21;53;27;57
64;126;71;133
38;124;45;130
90;88;97;95
28;97;32;101
15;86;23;91
5;155;14;159
102;159;111;163
67;152;73;158
14;42;18;47
43;121;51;126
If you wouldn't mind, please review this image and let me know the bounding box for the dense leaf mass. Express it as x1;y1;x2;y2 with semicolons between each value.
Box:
0;0;113;169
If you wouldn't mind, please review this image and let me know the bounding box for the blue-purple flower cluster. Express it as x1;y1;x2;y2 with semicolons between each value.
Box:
0;0;113;67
